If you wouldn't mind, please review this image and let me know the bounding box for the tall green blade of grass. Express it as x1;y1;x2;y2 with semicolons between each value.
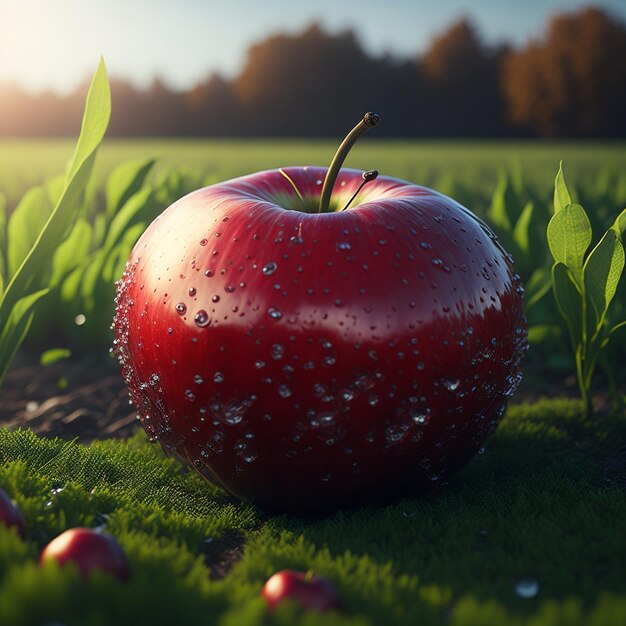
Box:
0;58;111;386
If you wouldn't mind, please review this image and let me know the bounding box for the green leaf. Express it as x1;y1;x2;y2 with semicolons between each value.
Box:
59;264;86;304
488;173;524;232
64;59;111;187
92;212;107;248
524;267;552;309
103;185;152;253
554;161;572;213
527;324;562;345
40;348;72;366
45;173;66;209
552;262;583;349
612;207;626;240
0;289;49;387
7;187;51;278
0;192;6;292
513;201;534;254
547;204;592;291
0;58;110;334
50;219;93;287
0;191;6;245
583;229;625;333
105;222;146;283
105;158;156;221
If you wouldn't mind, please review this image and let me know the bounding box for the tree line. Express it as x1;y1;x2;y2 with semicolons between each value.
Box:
1;6;624;138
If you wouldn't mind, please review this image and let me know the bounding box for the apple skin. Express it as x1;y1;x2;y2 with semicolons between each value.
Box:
0;487;26;538
113;166;527;513
262;569;341;612
39;528;130;581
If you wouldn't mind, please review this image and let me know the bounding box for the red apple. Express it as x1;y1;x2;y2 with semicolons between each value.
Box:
262;570;341;612
0;487;26;538
113;114;527;513
40;528;130;581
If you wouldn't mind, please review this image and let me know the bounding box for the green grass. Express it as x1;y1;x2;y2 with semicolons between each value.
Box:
1;138;625;211
1;397;625;625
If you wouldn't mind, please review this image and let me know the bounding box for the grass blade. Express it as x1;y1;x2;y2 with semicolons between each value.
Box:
6;187;51;278
0;58;110;331
0;289;49;386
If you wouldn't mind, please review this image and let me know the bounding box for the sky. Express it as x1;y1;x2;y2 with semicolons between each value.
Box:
1;0;625;94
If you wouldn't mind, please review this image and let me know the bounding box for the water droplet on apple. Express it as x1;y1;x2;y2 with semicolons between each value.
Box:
262;262;278;276
212;295;220;303
194;310;210;327
194;374;204;385
368;395;379;406
336;242;351;251
278;384;292;398
185;389;196;401
271;344;284;360
443;379;460;391
213;371;224;383
175;302;186;315
268;307;283;320
255;359;266;369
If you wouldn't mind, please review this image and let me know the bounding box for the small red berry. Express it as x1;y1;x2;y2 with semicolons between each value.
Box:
39;527;130;581
262;569;341;611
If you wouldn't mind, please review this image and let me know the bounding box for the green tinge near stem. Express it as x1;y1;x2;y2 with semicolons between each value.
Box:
318;112;380;214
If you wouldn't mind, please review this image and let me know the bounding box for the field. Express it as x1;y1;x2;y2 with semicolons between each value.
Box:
2;138;626;210
1;129;625;625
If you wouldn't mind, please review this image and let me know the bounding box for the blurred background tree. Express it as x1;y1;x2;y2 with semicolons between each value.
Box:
503;7;626;137
0;5;624;138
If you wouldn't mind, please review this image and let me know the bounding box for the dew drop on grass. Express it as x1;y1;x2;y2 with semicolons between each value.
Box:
515;578;539;598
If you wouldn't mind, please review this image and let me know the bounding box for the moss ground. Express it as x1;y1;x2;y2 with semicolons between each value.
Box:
1;397;625;625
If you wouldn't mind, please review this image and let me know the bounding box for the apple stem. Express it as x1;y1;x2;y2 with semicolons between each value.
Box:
318;112;380;213
341;170;379;211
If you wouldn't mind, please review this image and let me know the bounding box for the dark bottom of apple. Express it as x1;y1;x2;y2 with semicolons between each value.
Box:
188;440;482;516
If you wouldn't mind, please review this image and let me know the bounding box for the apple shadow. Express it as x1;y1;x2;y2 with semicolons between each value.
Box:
265;399;625;614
